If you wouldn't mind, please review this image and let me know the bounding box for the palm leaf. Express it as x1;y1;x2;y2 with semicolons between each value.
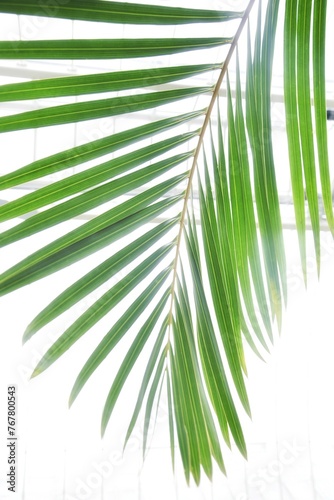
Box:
0;0;331;483
0;65;220;102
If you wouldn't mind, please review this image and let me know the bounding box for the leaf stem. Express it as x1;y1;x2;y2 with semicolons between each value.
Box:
167;0;257;333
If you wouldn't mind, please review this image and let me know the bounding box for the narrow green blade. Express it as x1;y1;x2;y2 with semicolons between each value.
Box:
169;347;192;484
0;1;242;25
0;132;195;222
246;20;282;324
185;227;248;457
313;0;334;233
124;318;168;449
284;0;307;287
0;65;220;102
173;296;212;481
226;73;270;350
101;291;169;436
0;87;211;133
233;52;273;341
24;219;178;341
212;111;250;360
32;248;173;378
0;180;185;296
297;0;321;273
0;110;203;189
0;38;232;60
142;355;167;458
178;265;229;466
0;152;191;246
166;369;175;470
260;0;287;310
69;266;172;405
202;147;242;341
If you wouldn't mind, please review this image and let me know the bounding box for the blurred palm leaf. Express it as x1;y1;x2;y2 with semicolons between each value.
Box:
0;0;331;483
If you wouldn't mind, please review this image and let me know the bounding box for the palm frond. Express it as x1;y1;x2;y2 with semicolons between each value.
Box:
0;0;331;484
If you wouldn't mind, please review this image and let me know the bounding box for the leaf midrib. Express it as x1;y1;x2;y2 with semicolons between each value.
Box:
167;0;257;332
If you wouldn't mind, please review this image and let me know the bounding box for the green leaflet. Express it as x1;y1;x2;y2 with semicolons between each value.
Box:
284;0;330;277
169;347;191;484
202;148;240;340
0;38;232;60
178;264;229;459
124;319;168;449
0;110;203;189
0;151;192;244
210;113;251;360
1;1;243;25
172;273;226;478
101;290;170;437
297;0;320;272
0;129;194;221
24;219;178;341
166;369;175;471
226;73;270;350
185;219;248;457
32;248;173;378
210;114;266;358
284;0;307;282
0;65;220;102
69;266;172;405
0;179;185;296
313;0;334;233
0;87;211;133
233;51;273;343
260;0;287;310
197;170;248;393
142;354;167;458
173;299;211;482
246;17;283;326
171;335;200;483
0;0;331;485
